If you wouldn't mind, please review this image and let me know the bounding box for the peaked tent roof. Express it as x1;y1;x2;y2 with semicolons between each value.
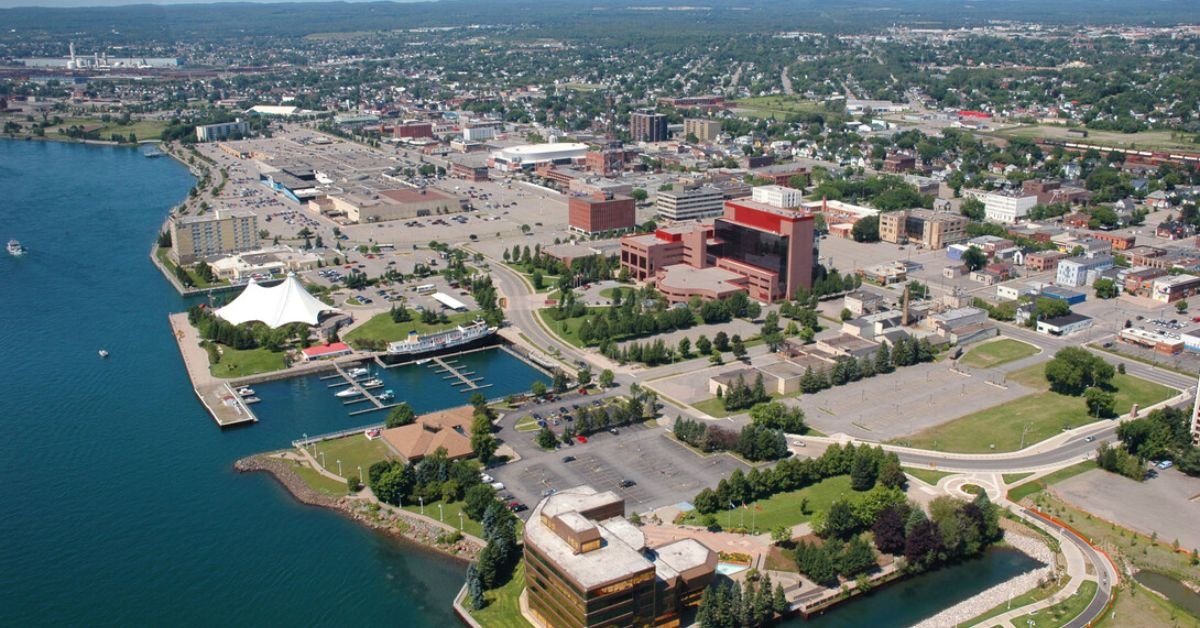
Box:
216;274;340;329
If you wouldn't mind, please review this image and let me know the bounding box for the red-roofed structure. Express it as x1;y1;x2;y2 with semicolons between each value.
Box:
301;342;352;361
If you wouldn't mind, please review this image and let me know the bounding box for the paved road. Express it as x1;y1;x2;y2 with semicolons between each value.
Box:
1022;508;1117;628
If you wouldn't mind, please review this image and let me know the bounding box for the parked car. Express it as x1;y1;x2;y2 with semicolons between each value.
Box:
508;501;527;513
490;482;506;491
561;456;576;463
619;479;636;488
480;473;494;483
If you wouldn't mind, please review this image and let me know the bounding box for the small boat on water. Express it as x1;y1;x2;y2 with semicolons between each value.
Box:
415;358;431;365
377;390;395;402
8;240;25;256
335;388;362;398
243;396;262;405
98;349;109;359
347;367;370;379
236;387;255;397
362;377;384;387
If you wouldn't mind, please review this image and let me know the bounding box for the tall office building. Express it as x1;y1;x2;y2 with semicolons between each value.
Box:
524;486;716;628
630;109;669;143
655;186;725;221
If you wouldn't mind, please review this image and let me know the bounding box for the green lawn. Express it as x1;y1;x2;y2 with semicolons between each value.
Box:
692;397;745;418
687;475;854;532
291;463;349;496
599;286;636;301
1007;461;1098;503
310;435;395;480
50;116;170;143
959;339;1040;369
1003;472;1035;485
962;577;1069;627
209;345;286;377
903;467;955;486
899;372;1174;453
1096;581;1200;628
731;96;841;122
1025;580;1098;627
514;415;540;432
537;307;605;348
470;561;532;628
401;498;484;539
994;124;1200;154
344;310;478;347
156;246;227;289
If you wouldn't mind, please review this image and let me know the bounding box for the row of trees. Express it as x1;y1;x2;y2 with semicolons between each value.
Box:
188;304;309;352
797;337;935;395
695;574;788;628
691;443;904;516
466;499;521;607
673;415;788;462
367;447;481;508
716;373;770;412
792;535;878;585
1107;406;1200;478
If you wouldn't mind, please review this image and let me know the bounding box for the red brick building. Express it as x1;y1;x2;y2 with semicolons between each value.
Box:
394;122;433;139
568;192;636;235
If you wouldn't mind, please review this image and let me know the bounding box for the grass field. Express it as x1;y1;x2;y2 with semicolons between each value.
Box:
903;467;954;486
470;561;533;628
45;116;171;143
994;124;1200;154
311;435;395;480
209;345;286;377
344;310;477;346
156;246;227;289
959;338;1040;369
686;475;854;532
1007;461;1098;503
401;499;484;539
1025;580;1098;627
731;96;840;121
291;463;348;496
1096;582;1200;628
599;286;636;301
514;415;540;432
537;307;599;348
900;369;1174;454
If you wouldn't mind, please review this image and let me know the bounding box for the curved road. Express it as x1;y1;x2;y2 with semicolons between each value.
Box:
1022;508;1117;628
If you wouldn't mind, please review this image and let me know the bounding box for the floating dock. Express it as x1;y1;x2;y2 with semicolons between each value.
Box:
429;357;491;391
330;362;400;415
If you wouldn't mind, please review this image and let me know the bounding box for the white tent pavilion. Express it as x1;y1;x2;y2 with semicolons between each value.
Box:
215;273;340;329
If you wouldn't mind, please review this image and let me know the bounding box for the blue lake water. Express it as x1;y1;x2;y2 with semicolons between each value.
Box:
0;140;468;626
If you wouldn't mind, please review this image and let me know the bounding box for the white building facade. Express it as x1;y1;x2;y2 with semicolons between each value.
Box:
983;192;1037;224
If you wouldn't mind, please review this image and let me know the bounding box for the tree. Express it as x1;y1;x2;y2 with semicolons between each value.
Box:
535;427;557;450
577;367;592;387
852;215;880;242
872;505;908;555
386;403;416;428
598;369;614;388
1085;387;1116;418
822;499;858;540
960;197;985;221
731;336;747;359
465;484;498;520
346;474;361;492
840;307;854;321
1094;278;1118;299
850;448;878;491
1176;299;1189;314
631;188;648;202
466;562;486;609
531;380;548;397
841;535;877;577
678;337;692;358
962;246;988;271
1044;347;1115;396
714;331;730;352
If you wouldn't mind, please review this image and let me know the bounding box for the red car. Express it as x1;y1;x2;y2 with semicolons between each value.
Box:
576;435;588;444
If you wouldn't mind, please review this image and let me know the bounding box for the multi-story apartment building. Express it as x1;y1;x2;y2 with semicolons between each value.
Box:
169;209;259;264
984;192;1038;225
682;118;721;142
630;109;669;143
195;119;249;142
751;184;803;209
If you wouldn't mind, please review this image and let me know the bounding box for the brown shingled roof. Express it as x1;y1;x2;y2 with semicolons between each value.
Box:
380;405;476;462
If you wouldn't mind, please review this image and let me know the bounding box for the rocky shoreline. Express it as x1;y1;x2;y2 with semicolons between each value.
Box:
234;453;482;563
913;524;1057;628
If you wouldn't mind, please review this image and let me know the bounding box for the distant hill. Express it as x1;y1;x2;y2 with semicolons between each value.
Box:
2;0;1198;41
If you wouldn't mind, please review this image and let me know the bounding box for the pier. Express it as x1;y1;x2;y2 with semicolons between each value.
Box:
329;362;400;414
429;357;491;392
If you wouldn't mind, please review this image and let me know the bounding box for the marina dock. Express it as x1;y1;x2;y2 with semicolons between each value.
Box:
330;362;400;415
429;357;491;392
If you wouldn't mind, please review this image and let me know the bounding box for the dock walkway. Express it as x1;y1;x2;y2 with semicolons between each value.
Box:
430;357;491;392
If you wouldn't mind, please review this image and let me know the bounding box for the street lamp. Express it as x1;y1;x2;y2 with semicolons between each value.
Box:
459;511;465;531
337;459;342;477
358;465;363;482
438;503;444;522
320;451;326;468
419;496;425;515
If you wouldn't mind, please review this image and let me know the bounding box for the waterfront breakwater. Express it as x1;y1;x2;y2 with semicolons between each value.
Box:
235;453;482;563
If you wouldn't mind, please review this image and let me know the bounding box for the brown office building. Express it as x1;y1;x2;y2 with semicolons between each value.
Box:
630;109;669;143
878;208;968;249
569;192;636;235
524;486;717;628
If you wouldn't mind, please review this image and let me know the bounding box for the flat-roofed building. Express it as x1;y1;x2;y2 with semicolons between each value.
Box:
490;143;589;172
712;198;817;301
683;118;721;142
878;208;968;249
568;192;636;235
630;109;669;143
524;486;716;628
169;209;259;264
620;224;713;282
656;186;725;221
984;192;1037;224
195;119;249;142
1151;273;1200;303
656;264;748;304
394;121;433;139
328;188;462;223
751;184;803;209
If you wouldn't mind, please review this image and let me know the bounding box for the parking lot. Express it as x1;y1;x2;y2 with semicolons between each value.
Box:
491;399;750;515
1053;467;1200;550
